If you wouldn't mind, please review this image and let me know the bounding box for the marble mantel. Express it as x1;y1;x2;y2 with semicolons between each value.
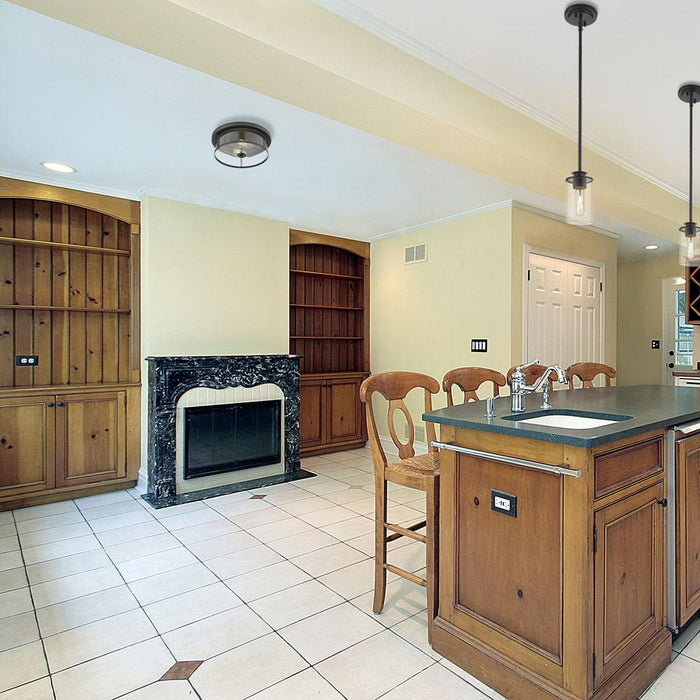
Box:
144;354;309;508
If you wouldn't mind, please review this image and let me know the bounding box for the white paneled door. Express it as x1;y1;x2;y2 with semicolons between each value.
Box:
526;253;603;380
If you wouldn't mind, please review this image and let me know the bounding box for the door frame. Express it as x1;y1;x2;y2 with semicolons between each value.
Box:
661;276;689;385
522;245;606;367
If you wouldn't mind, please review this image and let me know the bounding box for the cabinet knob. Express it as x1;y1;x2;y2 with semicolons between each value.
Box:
47;402;54;408
57;402;65;407
657;498;668;507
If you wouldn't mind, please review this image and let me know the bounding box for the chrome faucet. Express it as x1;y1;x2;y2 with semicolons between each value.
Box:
510;360;568;412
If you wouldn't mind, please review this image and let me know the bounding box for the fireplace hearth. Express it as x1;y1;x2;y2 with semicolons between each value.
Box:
144;354;311;508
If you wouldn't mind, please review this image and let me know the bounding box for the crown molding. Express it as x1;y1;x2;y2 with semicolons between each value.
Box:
315;0;686;201
367;201;513;241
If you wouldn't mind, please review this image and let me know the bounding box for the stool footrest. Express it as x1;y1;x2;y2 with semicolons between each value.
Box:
385;521;427;543
385;563;427;587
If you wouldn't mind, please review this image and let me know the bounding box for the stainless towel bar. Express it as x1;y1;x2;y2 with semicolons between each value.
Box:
431;441;581;478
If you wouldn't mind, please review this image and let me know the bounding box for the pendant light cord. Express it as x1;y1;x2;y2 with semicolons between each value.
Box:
690;98;694;223
577;16;583;173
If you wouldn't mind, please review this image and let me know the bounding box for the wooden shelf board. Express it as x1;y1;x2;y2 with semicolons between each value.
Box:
290;304;363;311
290;269;362;280
291;336;363;340
0;236;130;257
0;305;130;314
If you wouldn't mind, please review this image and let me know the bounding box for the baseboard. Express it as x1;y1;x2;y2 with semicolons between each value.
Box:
380;435;428;458
137;467;148;491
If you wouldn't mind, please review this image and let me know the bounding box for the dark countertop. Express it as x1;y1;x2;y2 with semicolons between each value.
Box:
423;385;700;447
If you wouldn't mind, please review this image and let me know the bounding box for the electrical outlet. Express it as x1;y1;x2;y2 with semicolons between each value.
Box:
491;489;517;518
651;340;660;349
16;355;38;366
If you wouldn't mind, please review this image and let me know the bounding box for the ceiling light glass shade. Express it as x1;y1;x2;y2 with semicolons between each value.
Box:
212;122;271;169
679;222;699;266
565;173;594;225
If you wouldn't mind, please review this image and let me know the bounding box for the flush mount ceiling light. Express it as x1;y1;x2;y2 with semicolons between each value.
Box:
41;161;76;174
644;244;659;250
211;122;271;169
678;83;700;266
564;3;597;226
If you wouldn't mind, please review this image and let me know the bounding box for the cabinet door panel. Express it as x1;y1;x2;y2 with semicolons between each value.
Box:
55;391;126;486
594;482;664;687
0;397;55;494
300;378;325;449
326;377;363;443
677;435;700;626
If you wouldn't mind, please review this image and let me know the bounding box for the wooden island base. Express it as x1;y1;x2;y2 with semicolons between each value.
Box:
429;424;672;700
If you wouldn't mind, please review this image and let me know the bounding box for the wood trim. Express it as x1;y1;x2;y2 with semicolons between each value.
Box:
290;228;369;258
0;177;139;225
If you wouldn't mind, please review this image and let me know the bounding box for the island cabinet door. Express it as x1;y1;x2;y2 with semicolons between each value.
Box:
593;481;665;689
676;433;700;627
449;453;565;679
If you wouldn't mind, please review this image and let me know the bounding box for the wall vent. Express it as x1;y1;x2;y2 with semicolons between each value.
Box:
404;243;427;264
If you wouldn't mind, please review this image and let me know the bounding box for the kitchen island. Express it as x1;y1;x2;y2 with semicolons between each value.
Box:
424;385;700;700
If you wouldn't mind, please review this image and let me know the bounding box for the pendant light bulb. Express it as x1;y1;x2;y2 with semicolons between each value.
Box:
564;4;598;226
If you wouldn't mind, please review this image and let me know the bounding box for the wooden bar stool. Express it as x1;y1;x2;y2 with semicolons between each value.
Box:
566;362;616;388
359;371;440;640
442;367;506;406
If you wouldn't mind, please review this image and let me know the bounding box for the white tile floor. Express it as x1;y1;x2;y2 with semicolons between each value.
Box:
0;447;698;699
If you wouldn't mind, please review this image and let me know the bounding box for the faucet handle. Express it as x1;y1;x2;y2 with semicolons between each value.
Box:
516;359;539;372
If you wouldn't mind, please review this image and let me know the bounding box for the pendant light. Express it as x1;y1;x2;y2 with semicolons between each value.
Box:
564;3;597;226
212;122;271;169
679;83;700;266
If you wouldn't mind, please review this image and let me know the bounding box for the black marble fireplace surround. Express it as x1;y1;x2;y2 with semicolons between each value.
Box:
144;354;312;508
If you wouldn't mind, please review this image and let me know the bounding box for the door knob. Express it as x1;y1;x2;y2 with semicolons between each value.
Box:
669;350;675;356
657;498;668;507
668;363;675;368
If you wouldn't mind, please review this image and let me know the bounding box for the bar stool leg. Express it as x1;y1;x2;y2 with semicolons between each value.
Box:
373;471;388;614
425;475;439;643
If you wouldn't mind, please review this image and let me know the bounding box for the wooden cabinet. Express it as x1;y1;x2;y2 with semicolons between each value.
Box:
593;481;665;688
290;230;370;457
675;433;700;627
0;179;140;510
300;373;368;454
0;397;55;496
432;426;671;700
0;389;131;505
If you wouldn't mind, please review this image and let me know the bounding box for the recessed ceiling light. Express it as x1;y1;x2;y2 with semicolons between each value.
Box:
644;244;659;250
41;162;76;174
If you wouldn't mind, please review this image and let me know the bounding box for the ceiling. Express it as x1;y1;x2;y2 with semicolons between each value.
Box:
0;0;693;261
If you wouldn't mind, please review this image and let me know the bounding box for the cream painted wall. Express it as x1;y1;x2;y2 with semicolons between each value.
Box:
510;207;618;369
617;256;684;386
140;196;290;466
370;207;512;436
141;197;289;356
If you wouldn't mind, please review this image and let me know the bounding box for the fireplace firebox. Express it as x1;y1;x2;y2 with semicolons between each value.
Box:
184;400;282;479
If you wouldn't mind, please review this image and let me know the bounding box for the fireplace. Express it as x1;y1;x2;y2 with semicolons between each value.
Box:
184;400;282;479
144;354;310;508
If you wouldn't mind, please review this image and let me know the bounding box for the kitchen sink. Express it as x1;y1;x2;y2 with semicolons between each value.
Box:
501;410;633;430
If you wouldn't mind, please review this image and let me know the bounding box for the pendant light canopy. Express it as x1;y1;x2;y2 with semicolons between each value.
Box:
679;83;700;266
564;3;597;226
212;122;272;169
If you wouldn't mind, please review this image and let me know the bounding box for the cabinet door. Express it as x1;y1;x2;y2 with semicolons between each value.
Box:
0;397;55;495
326;377;364;444
55;392;126;487
676;435;700;626
594;482;665;687
300;378;325;449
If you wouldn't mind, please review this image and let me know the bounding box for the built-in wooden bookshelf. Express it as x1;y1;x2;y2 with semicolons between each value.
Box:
0;178;140;510
289;230;369;455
